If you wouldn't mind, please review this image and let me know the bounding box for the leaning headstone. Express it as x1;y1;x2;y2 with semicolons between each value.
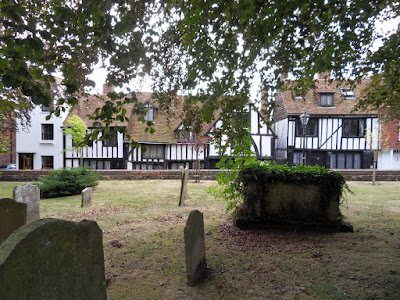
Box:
179;167;189;206
13;183;40;223
0;198;27;245
184;210;207;285
81;187;93;207
0;218;107;299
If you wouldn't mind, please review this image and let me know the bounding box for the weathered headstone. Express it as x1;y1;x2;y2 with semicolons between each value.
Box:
0;218;107;299
179;167;189;206
81;187;93;207
13;183;40;223
0;198;27;245
184;210;207;285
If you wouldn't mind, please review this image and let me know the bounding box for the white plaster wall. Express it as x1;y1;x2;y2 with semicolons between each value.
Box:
378;149;400;170
16;104;68;170
64;130;124;159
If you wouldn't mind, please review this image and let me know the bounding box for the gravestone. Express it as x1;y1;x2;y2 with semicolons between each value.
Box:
81;187;93;207
0;198;27;245
0;218;107;299
179;167;189;206
13;183;40;223
184;210;207;285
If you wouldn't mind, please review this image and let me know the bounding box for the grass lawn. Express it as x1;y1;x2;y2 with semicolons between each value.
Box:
0;180;399;299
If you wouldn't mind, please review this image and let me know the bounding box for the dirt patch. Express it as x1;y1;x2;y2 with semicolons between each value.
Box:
217;222;329;254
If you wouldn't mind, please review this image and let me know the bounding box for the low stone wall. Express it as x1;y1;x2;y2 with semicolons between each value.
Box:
0;169;400;181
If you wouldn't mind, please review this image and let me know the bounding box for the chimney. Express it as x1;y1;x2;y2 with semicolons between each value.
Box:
103;83;115;95
317;71;331;81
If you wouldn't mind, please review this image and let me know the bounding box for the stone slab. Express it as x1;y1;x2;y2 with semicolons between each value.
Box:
13;183;40;223
0;198;27;245
184;210;207;285
81;187;93;207
0;218;107;299
179;167;189;206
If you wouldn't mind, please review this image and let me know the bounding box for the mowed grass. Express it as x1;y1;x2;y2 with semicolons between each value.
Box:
0;180;399;299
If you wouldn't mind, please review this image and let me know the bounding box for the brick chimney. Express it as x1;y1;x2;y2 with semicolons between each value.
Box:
103;83;115;95
317;71;331;80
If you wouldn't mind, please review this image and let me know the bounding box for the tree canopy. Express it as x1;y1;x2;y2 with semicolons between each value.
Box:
1;0;399;143
63;115;88;166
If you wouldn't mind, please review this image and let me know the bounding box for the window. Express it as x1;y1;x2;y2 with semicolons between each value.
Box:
293;152;303;165
295;118;318;136
342;119;365;137
142;144;165;159
41;124;54;140
42;156;54;169
398;121;400;141
340;88;355;99
177;130;195;142
102;128;117;147
144;106;156;122
330;152;361;169
319;93;334;107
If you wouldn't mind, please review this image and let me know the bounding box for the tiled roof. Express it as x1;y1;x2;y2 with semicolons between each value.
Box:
273;78;378;122
63;93;137;128
64;92;212;144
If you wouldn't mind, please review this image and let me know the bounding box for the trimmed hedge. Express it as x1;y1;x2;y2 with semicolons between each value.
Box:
35;168;99;198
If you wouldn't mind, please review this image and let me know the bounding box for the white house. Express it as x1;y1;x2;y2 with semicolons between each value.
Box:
16;103;68;170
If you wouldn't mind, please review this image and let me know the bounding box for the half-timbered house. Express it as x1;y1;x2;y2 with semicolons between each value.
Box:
63;88;276;170
206;102;276;168
272;74;379;169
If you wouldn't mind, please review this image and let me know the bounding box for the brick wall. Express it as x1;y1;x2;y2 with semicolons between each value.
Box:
1;169;400;182
382;119;400;148
0;130;16;166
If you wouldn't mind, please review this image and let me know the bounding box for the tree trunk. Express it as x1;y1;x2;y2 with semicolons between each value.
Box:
372;151;377;185
80;148;84;168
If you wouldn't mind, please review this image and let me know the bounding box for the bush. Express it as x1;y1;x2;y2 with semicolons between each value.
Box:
36;167;99;198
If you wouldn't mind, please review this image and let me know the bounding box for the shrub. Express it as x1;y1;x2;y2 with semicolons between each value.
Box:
36;167;99;198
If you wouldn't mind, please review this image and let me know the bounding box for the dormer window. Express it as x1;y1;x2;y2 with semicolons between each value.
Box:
340;88;355;99
177;130;195;142
319;93;334;107
144;104;157;122
293;86;305;99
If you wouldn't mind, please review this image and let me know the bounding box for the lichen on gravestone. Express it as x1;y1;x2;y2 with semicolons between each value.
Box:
0;218;107;299
13;183;40;223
